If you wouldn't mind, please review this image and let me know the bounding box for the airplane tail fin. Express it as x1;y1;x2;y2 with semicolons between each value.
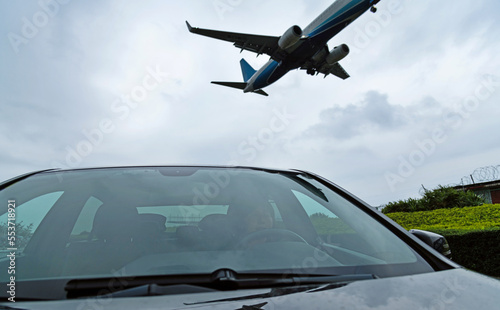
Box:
210;58;268;96
211;81;268;96
240;58;256;83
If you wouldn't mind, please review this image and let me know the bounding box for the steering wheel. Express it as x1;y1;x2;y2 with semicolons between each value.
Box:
235;228;308;249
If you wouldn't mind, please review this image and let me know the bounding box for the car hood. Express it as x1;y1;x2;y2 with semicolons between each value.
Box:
5;269;500;309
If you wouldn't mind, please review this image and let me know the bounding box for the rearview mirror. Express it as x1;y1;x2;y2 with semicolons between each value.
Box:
409;229;452;259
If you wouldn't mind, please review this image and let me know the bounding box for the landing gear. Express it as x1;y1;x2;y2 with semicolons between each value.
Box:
370;6;377;13
306;68;316;76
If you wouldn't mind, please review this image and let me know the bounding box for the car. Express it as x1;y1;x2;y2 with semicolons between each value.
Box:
1;166;499;309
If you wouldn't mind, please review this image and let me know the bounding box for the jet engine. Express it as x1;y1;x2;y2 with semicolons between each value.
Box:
325;44;350;64
278;25;303;50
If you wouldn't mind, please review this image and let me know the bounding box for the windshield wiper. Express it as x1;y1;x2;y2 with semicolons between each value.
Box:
182;271;376;306
65;268;376;299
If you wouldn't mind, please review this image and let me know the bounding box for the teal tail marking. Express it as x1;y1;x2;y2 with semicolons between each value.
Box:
240;59;256;82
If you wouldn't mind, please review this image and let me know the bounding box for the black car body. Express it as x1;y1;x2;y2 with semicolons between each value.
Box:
0;166;498;309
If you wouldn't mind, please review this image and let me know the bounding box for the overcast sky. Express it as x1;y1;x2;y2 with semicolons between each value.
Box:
1;0;499;206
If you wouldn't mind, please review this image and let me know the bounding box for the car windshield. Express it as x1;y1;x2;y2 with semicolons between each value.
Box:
0;167;433;298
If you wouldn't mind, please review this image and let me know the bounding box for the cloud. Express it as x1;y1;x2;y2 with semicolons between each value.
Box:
1;0;500;206
303;91;437;140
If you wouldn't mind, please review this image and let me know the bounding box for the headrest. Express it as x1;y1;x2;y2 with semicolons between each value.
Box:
175;226;200;245
138;213;167;229
91;204;139;242
198;214;229;232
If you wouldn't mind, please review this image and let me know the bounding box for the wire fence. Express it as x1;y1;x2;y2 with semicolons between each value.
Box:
458;165;500;186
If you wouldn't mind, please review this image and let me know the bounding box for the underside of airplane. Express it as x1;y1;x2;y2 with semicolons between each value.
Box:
187;0;381;95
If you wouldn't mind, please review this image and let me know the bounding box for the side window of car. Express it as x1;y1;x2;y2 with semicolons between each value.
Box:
69;197;103;241
0;191;63;251
292;190;354;237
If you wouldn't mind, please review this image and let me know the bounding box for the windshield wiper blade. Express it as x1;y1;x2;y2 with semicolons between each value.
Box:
104;283;218;298
206;269;376;290
185;272;377;306
65;273;220;299
66;268;376;299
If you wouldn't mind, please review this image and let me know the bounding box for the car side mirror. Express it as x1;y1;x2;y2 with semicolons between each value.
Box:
409;229;452;260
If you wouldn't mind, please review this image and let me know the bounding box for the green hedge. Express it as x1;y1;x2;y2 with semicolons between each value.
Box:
385;204;500;234
386;204;500;277
382;185;485;213
445;230;500;277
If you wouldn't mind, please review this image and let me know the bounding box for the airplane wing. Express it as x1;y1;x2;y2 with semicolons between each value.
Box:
186;21;281;59
325;62;350;80
300;62;350;80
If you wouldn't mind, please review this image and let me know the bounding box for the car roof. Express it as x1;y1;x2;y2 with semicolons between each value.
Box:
1;165;316;189
41;165;313;176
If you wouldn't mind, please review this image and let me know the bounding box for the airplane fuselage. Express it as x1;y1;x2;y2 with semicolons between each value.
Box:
245;0;377;93
188;0;381;95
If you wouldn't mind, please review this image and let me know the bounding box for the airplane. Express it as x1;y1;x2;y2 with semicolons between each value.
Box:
187;0;381;96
